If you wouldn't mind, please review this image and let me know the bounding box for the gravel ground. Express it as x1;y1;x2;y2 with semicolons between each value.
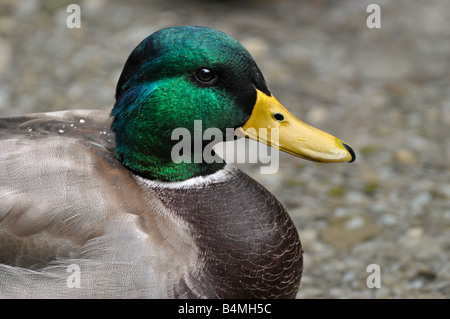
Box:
0;0;449;298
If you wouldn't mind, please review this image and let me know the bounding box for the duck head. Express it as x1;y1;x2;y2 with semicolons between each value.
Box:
111;26;355;181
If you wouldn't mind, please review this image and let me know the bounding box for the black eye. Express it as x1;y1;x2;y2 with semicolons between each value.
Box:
273;113;285;121
194;68;216;84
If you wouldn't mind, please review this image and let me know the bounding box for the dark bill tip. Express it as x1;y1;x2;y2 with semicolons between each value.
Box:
342;143;356;163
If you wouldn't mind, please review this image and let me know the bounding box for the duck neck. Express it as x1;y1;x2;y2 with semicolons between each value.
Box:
111;93;230;181
112;125;226;182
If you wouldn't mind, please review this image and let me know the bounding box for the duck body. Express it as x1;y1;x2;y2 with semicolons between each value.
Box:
0;110;301;298
0;26;353;298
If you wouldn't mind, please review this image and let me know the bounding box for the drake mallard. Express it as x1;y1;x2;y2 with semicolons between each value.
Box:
0;26;354;298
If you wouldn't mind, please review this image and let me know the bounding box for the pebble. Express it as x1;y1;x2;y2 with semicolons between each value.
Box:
379;214;398;226
345;216;366;231
321;215;380;250
405;227;424;238
410;192;432;215
395;149;417;164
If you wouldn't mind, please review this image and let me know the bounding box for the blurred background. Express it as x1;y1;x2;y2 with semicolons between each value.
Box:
0;0;449;298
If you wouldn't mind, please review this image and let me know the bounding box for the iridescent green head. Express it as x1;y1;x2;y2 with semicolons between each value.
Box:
111;26;269;181
111;26;354;182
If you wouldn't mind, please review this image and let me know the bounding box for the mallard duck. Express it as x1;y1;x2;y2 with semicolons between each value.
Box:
0;26;354;298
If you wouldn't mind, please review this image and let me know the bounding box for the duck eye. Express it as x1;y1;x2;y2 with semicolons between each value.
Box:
273;113;285;122
194;68;216;84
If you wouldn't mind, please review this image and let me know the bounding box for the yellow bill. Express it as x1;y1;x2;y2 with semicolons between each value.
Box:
238;89;355;163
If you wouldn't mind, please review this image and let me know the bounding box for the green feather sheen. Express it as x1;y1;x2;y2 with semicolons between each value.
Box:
112;26;264;181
